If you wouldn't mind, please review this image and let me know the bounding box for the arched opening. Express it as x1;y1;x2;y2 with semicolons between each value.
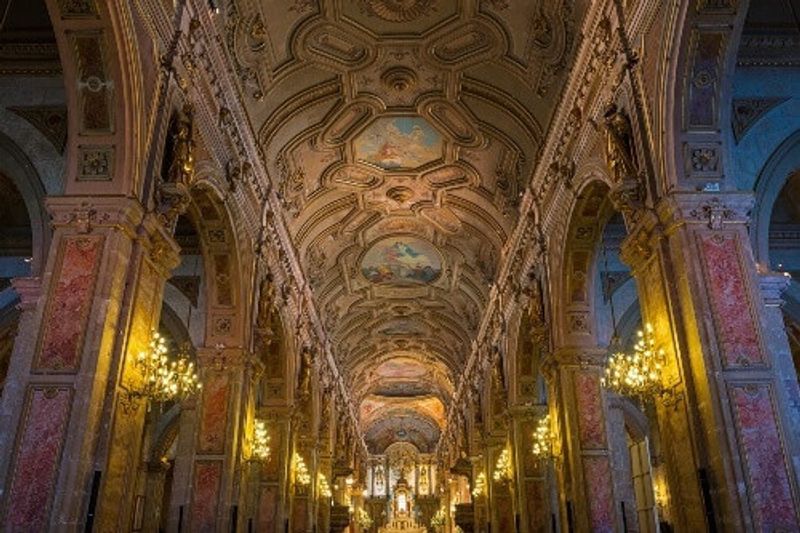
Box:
766;171;800;379
0;171;34;396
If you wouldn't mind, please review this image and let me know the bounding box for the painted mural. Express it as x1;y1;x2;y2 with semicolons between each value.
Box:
375;357;429;379
361;237;442;284
354;116;443;170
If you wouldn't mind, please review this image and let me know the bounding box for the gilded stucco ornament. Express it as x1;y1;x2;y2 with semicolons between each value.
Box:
359;0;437;22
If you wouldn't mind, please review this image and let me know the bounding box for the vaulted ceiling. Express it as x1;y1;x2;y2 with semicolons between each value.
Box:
226;0;586;453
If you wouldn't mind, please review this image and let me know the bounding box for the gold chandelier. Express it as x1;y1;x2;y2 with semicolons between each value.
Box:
602;323;665;400
293;452;311;486
355;508;373;529
493;448;513;483
471;471;486;498
134;332;201;404
252;418;271;461
317;473;332;498
531;414;553;460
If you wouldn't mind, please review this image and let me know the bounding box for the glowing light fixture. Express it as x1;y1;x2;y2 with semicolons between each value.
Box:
252;419;271;461
602;324;665;400
493;448;513;483
471;472;486;498
355;508;373;529
318;473;332;498
134;332;201;404
293;453;311;486
531;414;553;460
431;507;447;527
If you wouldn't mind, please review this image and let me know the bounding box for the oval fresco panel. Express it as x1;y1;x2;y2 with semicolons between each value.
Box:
361;237;442;284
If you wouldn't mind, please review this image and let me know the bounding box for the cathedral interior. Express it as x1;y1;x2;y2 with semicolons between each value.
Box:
1;0;800;531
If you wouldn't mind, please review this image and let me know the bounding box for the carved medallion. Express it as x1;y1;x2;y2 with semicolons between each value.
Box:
359;0;437;22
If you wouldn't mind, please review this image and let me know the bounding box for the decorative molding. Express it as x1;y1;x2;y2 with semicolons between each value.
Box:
77;145;114;181
738;34;800;67
732;98;789;143
7;106;68;153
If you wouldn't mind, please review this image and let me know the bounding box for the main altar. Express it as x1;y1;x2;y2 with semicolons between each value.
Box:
378;476;426;533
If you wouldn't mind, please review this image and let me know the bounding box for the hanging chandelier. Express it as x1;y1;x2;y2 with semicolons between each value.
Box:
531;414;553;460
134;332;201;404
430;507;447;527
602;323;665;400
471;471;486;498
293;452;311;486
492;448;513;483
252;418;271;461
318;473;332;498
355;508;373;529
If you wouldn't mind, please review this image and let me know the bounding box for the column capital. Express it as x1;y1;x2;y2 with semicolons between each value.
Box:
656;191;754;231
10;276;42;310
46;195;145;238
759;270;792;307
139;212;182;275
196;345;250;371
547;346;607;368
508;403;548;419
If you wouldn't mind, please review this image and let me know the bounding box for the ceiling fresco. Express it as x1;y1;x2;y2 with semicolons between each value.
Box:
227;0;583;452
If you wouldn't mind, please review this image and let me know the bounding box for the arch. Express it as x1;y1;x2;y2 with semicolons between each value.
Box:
553;179;616;346
184;182;251;346
0;133;51;275
661;1;750;192
751;129;800;264
43;0;148;195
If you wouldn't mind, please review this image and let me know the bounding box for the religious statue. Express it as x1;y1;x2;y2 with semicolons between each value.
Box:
168;105;196;187
298;345;313;399
603;103;637;184
491;351;505;392
256;273;276;331
524;269;550;350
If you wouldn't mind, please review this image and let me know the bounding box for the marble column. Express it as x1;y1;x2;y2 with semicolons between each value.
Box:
0;197;180;531
188;346;249;532
547;348;620;533
511;404;555;533
620;192;800;531
255;408;291;532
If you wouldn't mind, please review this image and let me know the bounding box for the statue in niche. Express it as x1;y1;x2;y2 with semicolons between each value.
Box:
297;345;313;399
168;105;196;187
155;105;196;230
524;269;550;349
491;349;505;392
603;103;637;183
603;103;645;216
256;273;276;332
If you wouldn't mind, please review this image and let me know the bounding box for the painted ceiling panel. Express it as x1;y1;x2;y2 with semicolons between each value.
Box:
228;0;584;452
